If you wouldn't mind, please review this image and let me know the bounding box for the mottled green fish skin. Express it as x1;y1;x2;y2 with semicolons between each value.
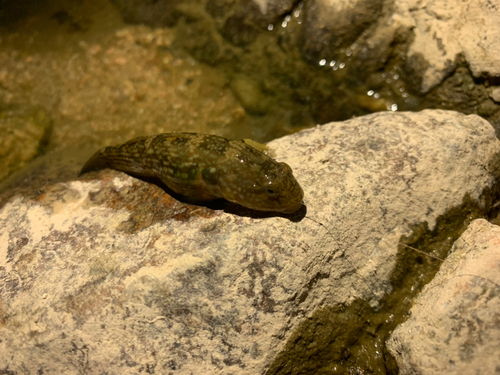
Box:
80;133;304;213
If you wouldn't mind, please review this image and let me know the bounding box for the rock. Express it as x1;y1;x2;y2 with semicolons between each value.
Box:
220;13;260;46
396;0;500;93
299;0;384;63
489;87;500;103
111;0;295;29
250;0;295;21
0;110;498;373
0;107;52;183
109;0;184;27
387;219;500;374
229;74;273;115
477;99;499;118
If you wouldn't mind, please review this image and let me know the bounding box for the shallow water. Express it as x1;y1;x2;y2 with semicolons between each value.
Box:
0;0;418;162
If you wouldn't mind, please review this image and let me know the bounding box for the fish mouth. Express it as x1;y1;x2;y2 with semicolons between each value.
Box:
278;201;304;214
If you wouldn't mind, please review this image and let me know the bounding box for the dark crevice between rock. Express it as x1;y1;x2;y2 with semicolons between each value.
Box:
266;179;500;375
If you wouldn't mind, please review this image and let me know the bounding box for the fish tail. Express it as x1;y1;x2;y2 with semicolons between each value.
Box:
79;148;112;175
80;136;155;177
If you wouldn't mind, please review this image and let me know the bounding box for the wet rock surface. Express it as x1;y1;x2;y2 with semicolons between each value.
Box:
299;0;384;63
0;110;498;374
398;0;500;93
387;219;500;375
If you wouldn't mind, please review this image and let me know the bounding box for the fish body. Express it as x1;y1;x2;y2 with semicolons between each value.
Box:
80;133;304;213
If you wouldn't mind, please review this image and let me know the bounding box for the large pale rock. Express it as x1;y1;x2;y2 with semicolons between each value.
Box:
387;219;500;374
0;110;498;373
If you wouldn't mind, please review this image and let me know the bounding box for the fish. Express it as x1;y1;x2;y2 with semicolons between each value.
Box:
80;132;304;213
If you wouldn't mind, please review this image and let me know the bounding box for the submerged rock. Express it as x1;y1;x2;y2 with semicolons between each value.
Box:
0;107;52;183
387;219;500;374
229;74;273;115
0;110;498;373
299;0;384;63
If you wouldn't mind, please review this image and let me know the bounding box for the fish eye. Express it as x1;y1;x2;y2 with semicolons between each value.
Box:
266;188;278;196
